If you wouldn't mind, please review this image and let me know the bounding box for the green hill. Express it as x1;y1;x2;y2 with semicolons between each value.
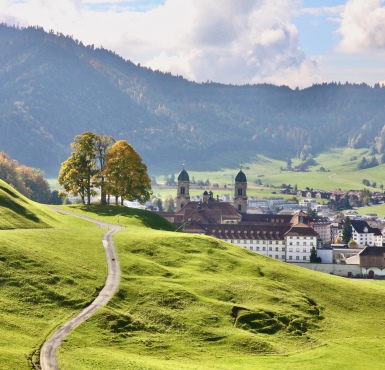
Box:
0;182;107;368
58;215;385;369
0;179;90;229
2;185;385;369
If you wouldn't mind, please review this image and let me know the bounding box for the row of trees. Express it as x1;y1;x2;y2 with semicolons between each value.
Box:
358;156;379;170
58;133;151;205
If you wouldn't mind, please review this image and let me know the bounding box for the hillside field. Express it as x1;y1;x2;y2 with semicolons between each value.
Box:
57;206;385;370
3;182;385;369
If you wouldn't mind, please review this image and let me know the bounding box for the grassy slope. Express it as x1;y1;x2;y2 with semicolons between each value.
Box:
0;181;107;368
0;179;93;229
59;204;177;231
0;228;107;369
3;180;385;369
57;214;385;369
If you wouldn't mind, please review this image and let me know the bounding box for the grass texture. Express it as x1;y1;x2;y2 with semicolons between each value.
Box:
58;219;385;369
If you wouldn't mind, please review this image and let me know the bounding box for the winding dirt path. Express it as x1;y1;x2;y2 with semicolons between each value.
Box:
40;208;121;370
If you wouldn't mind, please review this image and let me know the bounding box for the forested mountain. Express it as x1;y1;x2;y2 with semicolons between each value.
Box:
1;24;385;175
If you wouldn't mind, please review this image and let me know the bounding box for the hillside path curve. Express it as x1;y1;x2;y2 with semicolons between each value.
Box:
40;208;122;370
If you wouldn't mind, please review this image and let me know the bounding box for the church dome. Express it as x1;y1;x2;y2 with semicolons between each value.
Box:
178;168;189;182
235;170;247;183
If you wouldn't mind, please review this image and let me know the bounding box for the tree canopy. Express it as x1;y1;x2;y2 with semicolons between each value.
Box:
342;217;353;244
58;134;151;205
0;151;51;203
103;140;151;205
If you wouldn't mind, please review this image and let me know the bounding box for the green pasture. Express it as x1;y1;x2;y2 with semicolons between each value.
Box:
59;204;176;231
57;215;385;369
349;204;385;218
0;180;92;230
0;228;106;369
3;179;385;369
154;147;385;193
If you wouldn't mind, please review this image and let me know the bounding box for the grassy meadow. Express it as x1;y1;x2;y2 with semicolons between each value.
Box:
0;180;93;230
0;179;108;368
56;211;385;370
155;147;385;193
3;175;385;369
0;228;107;368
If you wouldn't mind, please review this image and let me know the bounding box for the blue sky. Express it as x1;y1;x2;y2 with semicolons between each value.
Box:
1;0;385;88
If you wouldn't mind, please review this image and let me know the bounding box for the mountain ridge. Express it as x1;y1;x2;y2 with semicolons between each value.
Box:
1;24;385;175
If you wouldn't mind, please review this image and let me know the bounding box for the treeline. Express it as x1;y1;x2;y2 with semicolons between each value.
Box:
0;151;61;203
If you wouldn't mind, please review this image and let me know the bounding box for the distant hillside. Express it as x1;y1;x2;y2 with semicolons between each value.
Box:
1;24;385;175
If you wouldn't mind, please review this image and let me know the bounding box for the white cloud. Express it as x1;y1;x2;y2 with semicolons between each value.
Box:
337;0;385;53
0;0;319;88
299;5;344;17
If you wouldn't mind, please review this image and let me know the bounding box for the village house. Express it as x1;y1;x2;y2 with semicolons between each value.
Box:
337;219;383;246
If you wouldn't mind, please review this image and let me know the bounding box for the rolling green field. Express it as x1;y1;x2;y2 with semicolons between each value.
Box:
156;147;385;193
3;177;385;369
0;227;107;368
56;211;385;370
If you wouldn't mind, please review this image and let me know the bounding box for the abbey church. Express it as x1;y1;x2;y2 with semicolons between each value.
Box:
160;167;319;263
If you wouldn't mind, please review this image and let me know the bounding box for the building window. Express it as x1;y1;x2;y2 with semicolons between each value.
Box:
303;248;306;253
238;204;242;211
289;242;293;245
256;247;259;251
275;247;279;251
275;255;279;259
303;256;307;260
289;248;293;252
296;242;300;246
289;256;292;260
296;248;300;252
282;255;285;259
238;188;243;196
282;247;285;251
180;187;185;195
250;247;253;250
263;247;266;251
296;256;299;260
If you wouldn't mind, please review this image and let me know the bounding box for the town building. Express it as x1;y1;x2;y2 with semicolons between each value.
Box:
160;167;319;264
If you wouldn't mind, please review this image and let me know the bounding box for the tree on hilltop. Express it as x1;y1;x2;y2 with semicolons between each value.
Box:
103;140;152;205
58;133;151;206
58;132;99;205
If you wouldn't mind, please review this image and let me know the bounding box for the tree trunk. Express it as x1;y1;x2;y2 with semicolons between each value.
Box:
87;173;91;205
100;176;107;205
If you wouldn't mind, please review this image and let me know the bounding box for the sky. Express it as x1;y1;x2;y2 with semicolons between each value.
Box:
1;0;385;88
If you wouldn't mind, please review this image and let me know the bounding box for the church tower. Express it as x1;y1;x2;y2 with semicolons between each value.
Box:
176;166;190;211
234;168;247;213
